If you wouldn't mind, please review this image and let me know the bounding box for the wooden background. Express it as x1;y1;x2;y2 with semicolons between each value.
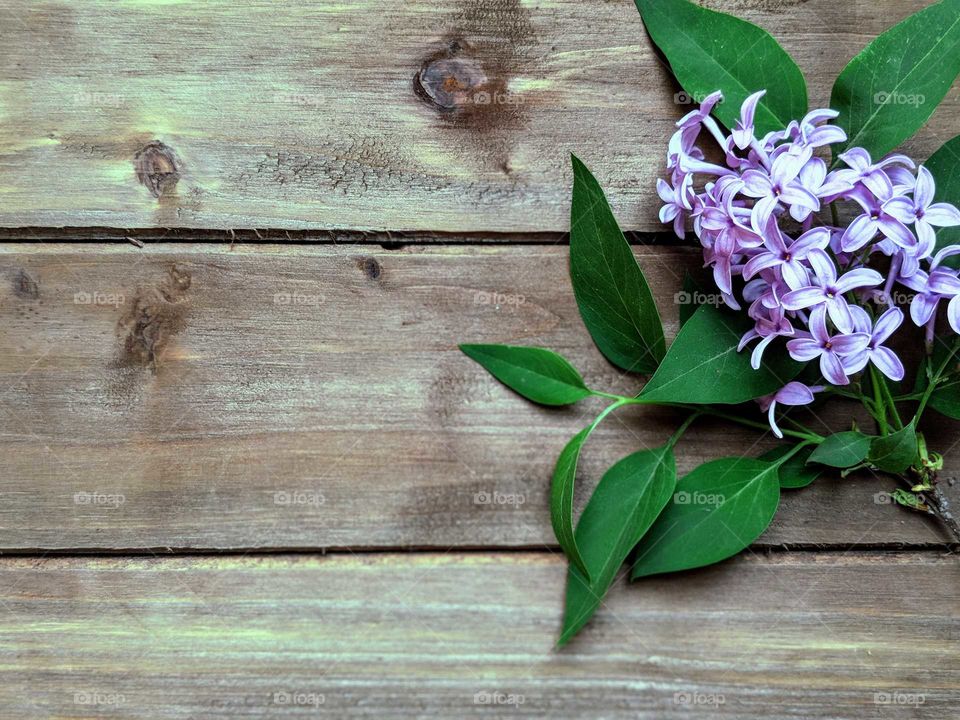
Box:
0;1;958;718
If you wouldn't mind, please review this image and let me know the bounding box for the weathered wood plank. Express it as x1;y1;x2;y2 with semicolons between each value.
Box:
0;552;957;718
0;0;955;231
1;243;955;550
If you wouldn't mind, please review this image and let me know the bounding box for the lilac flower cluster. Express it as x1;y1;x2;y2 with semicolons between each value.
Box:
658;90;960;437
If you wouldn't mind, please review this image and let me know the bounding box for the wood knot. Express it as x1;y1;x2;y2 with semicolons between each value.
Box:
358;256;382;280
415;45;488;112
134;141;181;198
162;265;192;296
117;265;192;371
13;269;40;299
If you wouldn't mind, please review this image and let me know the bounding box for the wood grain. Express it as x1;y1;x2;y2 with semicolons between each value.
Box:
0;551;957;718
0;0;955;232
1;243;955;551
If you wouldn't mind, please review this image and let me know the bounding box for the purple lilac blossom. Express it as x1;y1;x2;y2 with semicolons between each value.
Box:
656;89;960;435
780;248;883;333
785;307;870;386
757;382;824;439
842;306;906;381
899;246;960;334
885;166;960;252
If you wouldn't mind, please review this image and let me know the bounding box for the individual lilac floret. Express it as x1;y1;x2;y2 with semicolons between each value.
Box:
785;308;870;386
781;249;883;333
840;185;916;253
842;306;906;381
834;148;914;199
790;109;847;149
796;157;854;206
758;382;824;439
732;90;765;150
657;175;693;238
743;225;830;288
699;185;760;294
738;306;795;370
740;144;819;226
900;246;960;335
884;166;960;248
900;246;960;319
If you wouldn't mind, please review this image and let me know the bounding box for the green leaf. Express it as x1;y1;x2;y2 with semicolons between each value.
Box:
631;458;780;578
638;304;800;405
569;155;666;374
869;422;918;473
634;0;807;135
677;272;702;328
459;344;592;406
551;428;593;581
831;0;960;159
760;445;821;489
808;431;872;468
558;446;676;646
930;378;960;418
926;135;960;263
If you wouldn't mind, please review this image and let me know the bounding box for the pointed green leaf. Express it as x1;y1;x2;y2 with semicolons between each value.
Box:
869;422;918;473
808;431;872;468
634;0;807;135
559;446;676;646
551;428;593;581
459;344;591;406
760;445;822;489
677;272;702;328
570;155;665;374
631;458;780;578
930;377;960;418
831;0;960;159
638;304;800;404
926;135;960;263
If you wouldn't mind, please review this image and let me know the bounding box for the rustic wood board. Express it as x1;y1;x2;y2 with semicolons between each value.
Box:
0;551;957;719
0;0;955;232
0;243;954;550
